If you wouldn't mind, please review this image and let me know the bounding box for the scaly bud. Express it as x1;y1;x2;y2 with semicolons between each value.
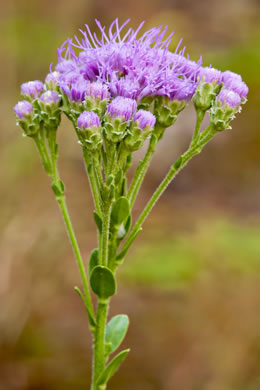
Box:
77;111;102;151
124;110;156;151
104;97;137;143
210;88;241;131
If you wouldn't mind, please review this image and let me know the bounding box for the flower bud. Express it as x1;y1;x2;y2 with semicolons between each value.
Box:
14;100;33;119
39;91;61;128
21;80;44;100
14;100;39;136
154;95;185;131
222;71;248;100
84;82;111;115
45;71;60;90
210;88;241;131
104;97;137;143
77;111;102;150
124;110;156;151
40;90;60;107
193;67;222;111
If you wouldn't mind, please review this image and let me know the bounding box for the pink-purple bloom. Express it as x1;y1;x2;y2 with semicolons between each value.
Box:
86;82;110;100
53;19;203;102
14;100;33;119
133;110;156;129
222;70;249;99
45;71;60;87
21;80;44;99
78;111;101;129
217;89;241;108
106;96;137;121
40;90;60;106
200;67;222;84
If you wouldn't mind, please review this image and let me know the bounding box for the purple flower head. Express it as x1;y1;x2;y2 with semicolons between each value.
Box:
222;71;242;84
217;88;241;108
106;96;137;121
133;110;156;129
85;82;110;100
14;100;33;119
200;67;222;84
55;60;77;74
53;20;203;103
40;90;60;106
21;80;44;99
222;70;248;99
62;78;89;102
77;111;101;129
45;71;60;86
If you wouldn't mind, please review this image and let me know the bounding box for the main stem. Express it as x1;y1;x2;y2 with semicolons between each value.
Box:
92;299;109;390
92;200;112;389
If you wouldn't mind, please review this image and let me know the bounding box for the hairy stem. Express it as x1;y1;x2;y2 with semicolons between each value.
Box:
92;299;109;390
127;136;157;207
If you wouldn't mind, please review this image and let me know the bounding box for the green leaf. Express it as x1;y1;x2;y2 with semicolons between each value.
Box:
51;183;63;197
111;197;130;226
89;248;99;275
90;266;116;299
105;314;129;356
96;349;130;386
93;211;102;234
173;156;182;170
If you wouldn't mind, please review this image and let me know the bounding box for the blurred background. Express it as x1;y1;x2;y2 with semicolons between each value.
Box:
1;0;260;389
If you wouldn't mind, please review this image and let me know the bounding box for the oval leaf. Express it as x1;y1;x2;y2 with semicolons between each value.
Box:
105;314;129;355
96;349;130;386
111;197;130;226
89;248;99;275
90;266;116;299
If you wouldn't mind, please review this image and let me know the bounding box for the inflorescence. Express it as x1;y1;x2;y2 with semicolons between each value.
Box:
14;18;248;144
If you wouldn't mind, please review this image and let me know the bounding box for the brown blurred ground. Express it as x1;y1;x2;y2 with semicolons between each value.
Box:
0;0;260;389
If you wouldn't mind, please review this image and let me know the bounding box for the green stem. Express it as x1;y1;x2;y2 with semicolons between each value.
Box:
190;109;206;148
92;299;109;389
57;196;95;323
83;148;102;215
101;202;112;267
33;134;52;175
127;135;157;207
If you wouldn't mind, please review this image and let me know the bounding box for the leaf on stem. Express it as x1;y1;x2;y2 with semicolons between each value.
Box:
89;248;99;275
111;197;130;226
105;314;129;356
90;266;116;299
96;349;130;386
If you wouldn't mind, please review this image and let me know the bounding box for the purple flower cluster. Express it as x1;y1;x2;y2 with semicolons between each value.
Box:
47;19;202;103
199;67;248;105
